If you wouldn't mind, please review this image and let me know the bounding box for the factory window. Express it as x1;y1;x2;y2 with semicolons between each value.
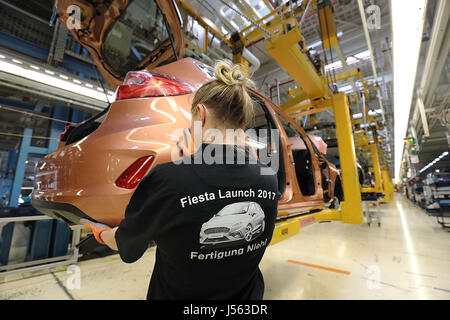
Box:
102;0;170;76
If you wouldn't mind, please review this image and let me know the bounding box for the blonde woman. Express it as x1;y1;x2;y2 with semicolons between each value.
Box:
82;61;280;300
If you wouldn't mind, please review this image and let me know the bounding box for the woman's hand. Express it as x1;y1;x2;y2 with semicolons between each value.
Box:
80;218;118;250
99;227;119;251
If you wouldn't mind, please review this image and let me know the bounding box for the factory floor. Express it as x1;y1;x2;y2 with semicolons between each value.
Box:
0;194;449;300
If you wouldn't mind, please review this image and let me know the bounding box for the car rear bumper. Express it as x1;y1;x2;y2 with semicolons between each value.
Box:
31;199;91;225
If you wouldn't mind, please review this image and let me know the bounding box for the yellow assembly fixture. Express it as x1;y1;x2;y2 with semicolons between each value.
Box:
380;170;394;202
369;143;384;194
270;209;341;245
317;0;339;49
284;98;334;117
333;93;363;224
175;0;233;47
266;26;331;101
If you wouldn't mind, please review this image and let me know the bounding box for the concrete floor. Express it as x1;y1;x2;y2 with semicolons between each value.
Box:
0;194;449;300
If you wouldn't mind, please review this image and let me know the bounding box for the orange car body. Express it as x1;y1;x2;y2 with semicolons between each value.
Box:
31;0;342;226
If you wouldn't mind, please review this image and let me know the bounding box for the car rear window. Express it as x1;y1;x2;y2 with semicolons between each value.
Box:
102;0;170;76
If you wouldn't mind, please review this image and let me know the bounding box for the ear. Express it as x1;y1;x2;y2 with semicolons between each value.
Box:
196;104;207;127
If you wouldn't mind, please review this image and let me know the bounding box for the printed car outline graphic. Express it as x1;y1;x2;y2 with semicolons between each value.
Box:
199;202;265;245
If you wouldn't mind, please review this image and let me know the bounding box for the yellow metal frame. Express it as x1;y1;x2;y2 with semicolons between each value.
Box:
333;93;363;223
369;143;384;194
283;98;333;116
175;0;233;47
380;170;394;202
266;26;331;100
270;209;341;245
318;2;339;49
352;107;391;200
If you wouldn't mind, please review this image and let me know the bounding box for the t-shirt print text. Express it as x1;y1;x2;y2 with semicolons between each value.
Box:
180;188;277;208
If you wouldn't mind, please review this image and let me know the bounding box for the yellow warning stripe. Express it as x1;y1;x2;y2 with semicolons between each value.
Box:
0;131;59;140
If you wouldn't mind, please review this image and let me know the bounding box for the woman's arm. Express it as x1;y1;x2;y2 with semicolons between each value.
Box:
100;227;119;251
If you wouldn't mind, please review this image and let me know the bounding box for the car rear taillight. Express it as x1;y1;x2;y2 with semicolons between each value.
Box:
60;125;72;142
115;156;155;189
115;70;192;101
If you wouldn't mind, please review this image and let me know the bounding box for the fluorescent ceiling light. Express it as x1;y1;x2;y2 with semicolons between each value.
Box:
0;59;115;103
324;50;371;72
419;151;448;173
354;51;371;60
309;32;343;49
392;0;427;182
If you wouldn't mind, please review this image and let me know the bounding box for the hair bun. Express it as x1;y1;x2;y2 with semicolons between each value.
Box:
214;60;247;86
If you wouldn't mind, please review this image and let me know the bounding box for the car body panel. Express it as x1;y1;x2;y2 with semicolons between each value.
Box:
32;57;341;226
34;93;192;226
257;97;340;216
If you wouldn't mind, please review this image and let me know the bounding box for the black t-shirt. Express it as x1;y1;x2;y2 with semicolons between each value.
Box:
115;144;280;300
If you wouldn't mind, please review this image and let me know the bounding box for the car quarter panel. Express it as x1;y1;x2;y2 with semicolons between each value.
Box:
33;95;192;226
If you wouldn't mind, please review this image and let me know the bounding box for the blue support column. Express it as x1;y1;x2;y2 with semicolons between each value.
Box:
8;129;48;208
8;105;69;206
50;220;71;257
0;222;15;265
71;109;86;124
0;150;15;205
48;105;70;153
26;220;52;261
74;40;81;55
5;150;16;177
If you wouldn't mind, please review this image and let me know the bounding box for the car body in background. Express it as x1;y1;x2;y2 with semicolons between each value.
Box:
304;122;367;187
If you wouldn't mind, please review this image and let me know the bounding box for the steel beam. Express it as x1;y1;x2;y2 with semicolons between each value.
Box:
369;143;384;194
332;93;363;224
380;170;394;202
266;26;330;100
